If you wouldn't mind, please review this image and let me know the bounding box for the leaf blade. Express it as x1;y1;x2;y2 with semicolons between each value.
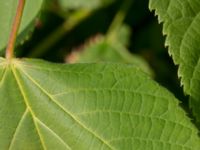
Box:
149;0;200;123
0;58;200;149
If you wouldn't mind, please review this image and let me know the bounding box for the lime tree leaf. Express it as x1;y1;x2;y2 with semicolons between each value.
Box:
0;0;44;52
58;0;114;10
149;0;200;122
67;36;153;76
0;57;200;149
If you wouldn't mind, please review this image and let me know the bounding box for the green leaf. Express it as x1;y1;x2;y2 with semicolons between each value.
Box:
58;0;114;10
0;0;44;52
0;57;200;149
149;0;200;122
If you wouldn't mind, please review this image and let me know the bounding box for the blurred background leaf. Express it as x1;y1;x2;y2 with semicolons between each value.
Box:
66;35;153;76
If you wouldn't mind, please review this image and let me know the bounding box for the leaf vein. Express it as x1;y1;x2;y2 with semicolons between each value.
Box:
35;117;72;150
76;110;194;132
19;66;116;150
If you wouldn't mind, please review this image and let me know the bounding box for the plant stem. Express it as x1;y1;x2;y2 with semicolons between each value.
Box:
106;0;134;42
28;9;91;58
6;0;25;59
